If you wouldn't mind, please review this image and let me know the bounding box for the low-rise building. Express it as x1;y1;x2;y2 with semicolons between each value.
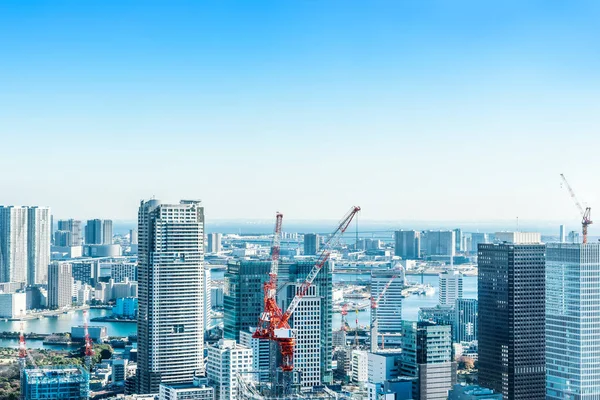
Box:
159;376;215;400
21;366;90;400
71;325;108;342
113;297;138;318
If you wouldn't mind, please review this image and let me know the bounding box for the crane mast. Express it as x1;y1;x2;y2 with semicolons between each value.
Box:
370;275;398;353
560;173;593;244
84;310;94;370
253;213;284;339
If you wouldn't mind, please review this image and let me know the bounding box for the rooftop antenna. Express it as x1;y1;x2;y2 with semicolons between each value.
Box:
516;216;519;232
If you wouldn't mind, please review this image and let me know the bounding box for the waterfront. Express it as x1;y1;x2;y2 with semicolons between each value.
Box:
0;270;476;349
332;275;477;328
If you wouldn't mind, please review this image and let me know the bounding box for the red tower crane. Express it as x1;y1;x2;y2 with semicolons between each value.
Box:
84;310;94;369
254;213;284;339
254;206;360;372
370;275;398;352
560;173;593;244
340;303;349;332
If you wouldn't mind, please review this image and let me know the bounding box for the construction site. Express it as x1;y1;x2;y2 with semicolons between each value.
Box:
236;207;361;400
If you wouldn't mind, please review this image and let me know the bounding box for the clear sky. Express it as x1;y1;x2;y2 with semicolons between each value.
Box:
1;1;599;228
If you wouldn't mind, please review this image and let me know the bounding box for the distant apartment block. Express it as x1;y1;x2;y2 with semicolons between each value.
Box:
394;230;421;259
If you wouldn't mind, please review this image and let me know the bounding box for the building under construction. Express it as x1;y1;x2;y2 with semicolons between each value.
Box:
21;366;90;400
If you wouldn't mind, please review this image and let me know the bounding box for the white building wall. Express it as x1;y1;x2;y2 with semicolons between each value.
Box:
207;339;252;400
352;350;368;383
494;231;541;244
439;270;463;306
0;206;28;283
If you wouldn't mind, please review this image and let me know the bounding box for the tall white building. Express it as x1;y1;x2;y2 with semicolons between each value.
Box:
438;270;463;306
288;283;323;388
27;206;51;285
137;199;205;394
351;350;369;383
0;206;51;285
0;206;29;283
48;261;73;309
371;268;405;349
206;233;222;253
559;225;566;243
207;339;252;400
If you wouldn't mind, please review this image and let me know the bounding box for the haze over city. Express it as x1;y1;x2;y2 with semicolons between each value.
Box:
2;1;599;224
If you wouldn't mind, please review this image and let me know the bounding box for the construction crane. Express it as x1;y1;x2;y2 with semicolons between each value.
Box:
370;275;398;353
18;322;27;375
354;308;360;348
254;212;284;339
560;173;593;244
83;310;94;370
254;206;361;374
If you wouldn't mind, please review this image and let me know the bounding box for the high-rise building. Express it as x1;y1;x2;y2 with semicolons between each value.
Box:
559;224;566;243
453;228;463;252
102;219;113;244
0;206;28;283
421;230;455;258
21;366;89;400
469;233;488;254
303;233;320;255
85;219;103;244
27;206;51;285
371;268;405;348
54;230;73;247
546;243;600;399
394;230;421;259
401;321;457;400
57;219;83;246
223;260;270;341
207;339;252;400
279;260;333;387
48;261;73;309
567;230;580;243
136;199;205;394
438;270;463;306
206;233;222;253
478;242;545;400
455;299;477;343
129;229;138;245
418;305;455;340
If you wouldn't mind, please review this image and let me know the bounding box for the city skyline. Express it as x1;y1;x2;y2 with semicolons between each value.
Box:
1;2;599;222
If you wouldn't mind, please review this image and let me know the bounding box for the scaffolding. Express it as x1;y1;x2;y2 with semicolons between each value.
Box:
237;372;348;400
21;365;90;400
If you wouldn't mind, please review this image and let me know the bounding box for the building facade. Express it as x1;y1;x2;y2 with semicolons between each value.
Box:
102;219;113;245
57;219;83;246
394;230;421;259
401;321;457;400
371;268;405;348
206;233;222;253
206;339;252;400
546;243;600;399
421;230;455;258
21;366;90;400
478;242;545;400
136;199;205;394
438;270;463;306
303;233;320;255
48;261;73;309
27;206;51;285
455;299;477;343
0;206;29;283
223;260;270;341
85;219;104;245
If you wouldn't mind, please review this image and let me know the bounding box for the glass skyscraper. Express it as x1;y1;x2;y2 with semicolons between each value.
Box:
478;242;546;400
546;243;600;399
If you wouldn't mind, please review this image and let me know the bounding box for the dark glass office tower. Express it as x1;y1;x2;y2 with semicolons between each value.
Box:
478;242;545;400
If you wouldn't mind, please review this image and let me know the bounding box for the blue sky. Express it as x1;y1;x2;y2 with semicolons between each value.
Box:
1;1;599;230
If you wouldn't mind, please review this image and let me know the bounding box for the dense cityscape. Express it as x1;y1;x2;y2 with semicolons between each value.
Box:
0;178;595;399
3;1;599;400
